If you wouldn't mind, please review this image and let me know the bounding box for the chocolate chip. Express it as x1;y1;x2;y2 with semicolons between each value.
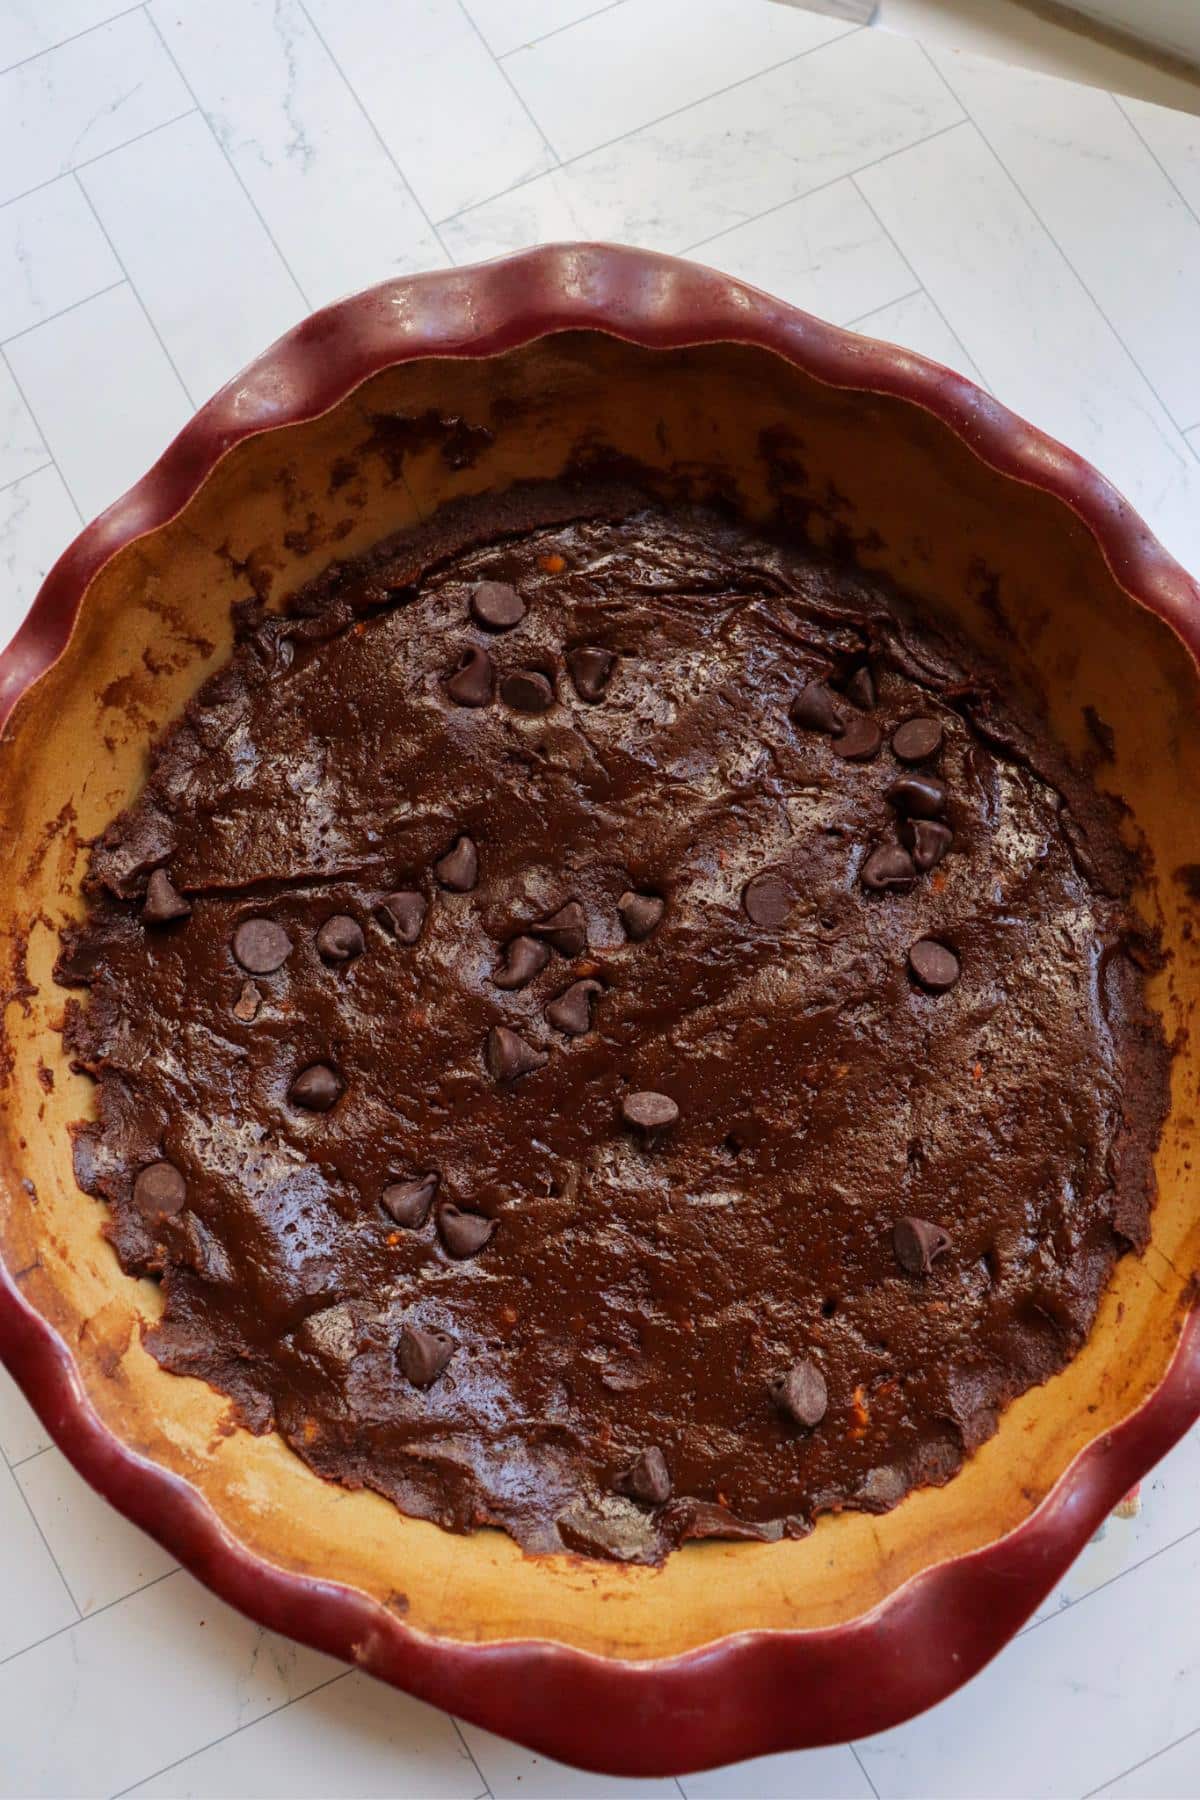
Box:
860;844;916;891
622;1446;672;1506
887;774;947;818
398;1323;455;1387
534;899;587;957
893;1216;952;1275
492;935;549;990
546;978;602;1036
382;1173;438;1228
500;669;554;714
142;869;190;924
132;1159;187;1220
843;663;876;710
435;835;478;892
316;914;364;962
770;1358;828;1428
892;716;943;763
233;918;291;974
446;645;494;706
567;646;616;702
470;579;525;631
233;980;261;1022
618;891;664;941
438;1204;495;1259
790;681;843;734
832;715;883;761
899;819;953;871
908;938;961;992
376;890;426;943
742;872;793;927
289;1063;342;1111
622;1091;679;1135
486;1026;547;1082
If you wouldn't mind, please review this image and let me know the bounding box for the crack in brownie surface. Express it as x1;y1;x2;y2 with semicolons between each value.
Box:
58;489;1169;1562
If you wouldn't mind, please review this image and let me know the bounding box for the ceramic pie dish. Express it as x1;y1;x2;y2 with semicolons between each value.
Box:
2;243;1199;1777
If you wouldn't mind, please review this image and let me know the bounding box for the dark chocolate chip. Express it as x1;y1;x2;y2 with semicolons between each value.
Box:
742;872;793;927
470;579;525;630
492;935;549;990
893;1215;952;1275
398;1323;455;1387
908;938;961;992
233;918;291;974
435;835;478;892
618;891;665;941
132;1159;187;1220
233;980;261;1022
438;1204;495;1259
534;899;587;957
860;844;917;891
289;1063;342;1111
376;890;426;943
567;645;616;702
832;715;883;761
770;1358;828;1428
382;1173;438;1228
446;645;494;706
887;774;947;818
899;819;953;871
843;662;876;710
622;1091;679;1135
892;716;943;763
486;1026;547;1082
500;669;555;714
316;914;364;962
142;869;190;924
622;1446;672;1506
790;681;844;735
546;978;602;1036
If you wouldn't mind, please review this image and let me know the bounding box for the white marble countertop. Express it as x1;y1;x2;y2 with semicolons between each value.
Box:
2;3;1200;1796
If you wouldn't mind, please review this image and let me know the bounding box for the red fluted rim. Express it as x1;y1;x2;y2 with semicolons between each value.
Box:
2;245;1198;1776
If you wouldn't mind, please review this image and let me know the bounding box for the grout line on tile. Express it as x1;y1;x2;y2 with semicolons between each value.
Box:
0;1565;176;1671
845;285;923;323
0;347;84;522
454;0;561;165
435;23;867;227
108;1668;354;1798
0;3;147;78
1;279;127;350
680;116;966;262
852;1742;881;1797
849;161;990;387
450;1719;494;1796
673;1779;687;1797
6;1458;82;1618
0;460;54;500
496;0;628;58
1113;91;1200;236
0;109;199;216
72;172;196;407
1082;1717;1200;1799
140;7;312;311
916;41;1196;440
296;0;455;267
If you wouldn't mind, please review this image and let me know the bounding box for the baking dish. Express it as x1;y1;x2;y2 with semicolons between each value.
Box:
2;244;1198;1776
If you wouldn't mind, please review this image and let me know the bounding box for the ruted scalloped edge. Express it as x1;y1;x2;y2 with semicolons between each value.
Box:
2;244;1199;1777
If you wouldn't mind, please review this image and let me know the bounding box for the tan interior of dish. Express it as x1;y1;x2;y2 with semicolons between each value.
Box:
2;333;1198;1660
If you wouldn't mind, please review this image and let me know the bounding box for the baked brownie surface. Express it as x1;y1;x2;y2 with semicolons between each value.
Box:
59;490;1169;1562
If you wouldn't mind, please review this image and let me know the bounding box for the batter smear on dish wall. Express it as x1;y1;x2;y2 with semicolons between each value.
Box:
57;480;1169;1564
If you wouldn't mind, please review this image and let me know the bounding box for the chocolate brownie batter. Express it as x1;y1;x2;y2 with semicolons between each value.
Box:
58;488;1169;1562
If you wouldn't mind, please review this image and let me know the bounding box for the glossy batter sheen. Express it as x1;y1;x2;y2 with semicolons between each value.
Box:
59;489;1169;1563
